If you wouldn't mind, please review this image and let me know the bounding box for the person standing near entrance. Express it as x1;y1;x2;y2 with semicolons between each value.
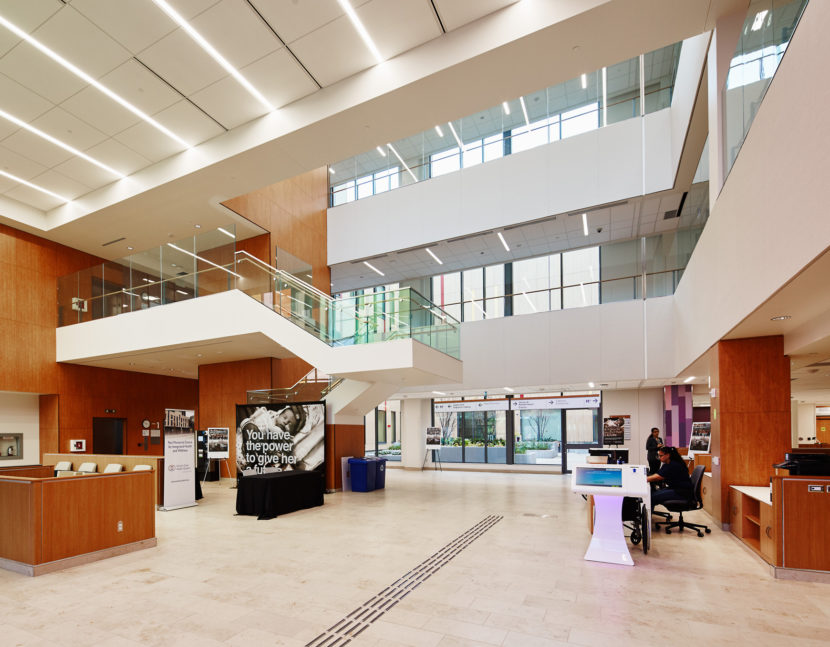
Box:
645;427;663;475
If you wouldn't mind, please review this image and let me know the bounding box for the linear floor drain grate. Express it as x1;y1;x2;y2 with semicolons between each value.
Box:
305;515;502;647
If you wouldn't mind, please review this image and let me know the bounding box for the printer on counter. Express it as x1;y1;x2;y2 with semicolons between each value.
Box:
774;449;830;476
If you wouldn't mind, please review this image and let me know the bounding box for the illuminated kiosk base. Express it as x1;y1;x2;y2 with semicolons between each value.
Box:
585;495;633;566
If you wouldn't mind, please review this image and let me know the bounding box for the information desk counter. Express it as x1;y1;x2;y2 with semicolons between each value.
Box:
43;453;165;505
236;470;325;520
0;470;157;576
572;464;650;566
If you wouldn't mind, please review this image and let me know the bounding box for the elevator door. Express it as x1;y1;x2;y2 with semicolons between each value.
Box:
92;418;125;455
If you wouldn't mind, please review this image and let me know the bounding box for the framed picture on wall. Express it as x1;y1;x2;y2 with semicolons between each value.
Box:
689;422;711;453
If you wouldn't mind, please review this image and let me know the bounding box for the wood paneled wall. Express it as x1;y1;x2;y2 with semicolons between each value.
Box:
0;479;39;564
198;359;272;477
222;166;331;296
57;364;197;456
326;423;365;490
712;336;791;523
38;394;59;460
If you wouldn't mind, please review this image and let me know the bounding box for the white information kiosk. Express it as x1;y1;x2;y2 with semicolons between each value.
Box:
572;464;651;566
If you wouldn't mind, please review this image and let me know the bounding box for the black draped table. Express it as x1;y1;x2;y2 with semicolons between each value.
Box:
236;470;325;520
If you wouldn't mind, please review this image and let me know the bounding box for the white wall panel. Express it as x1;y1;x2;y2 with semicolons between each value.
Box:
328;114;676;265
601;388;663;465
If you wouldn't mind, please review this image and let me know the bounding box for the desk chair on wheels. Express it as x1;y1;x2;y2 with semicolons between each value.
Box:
654;465;711;537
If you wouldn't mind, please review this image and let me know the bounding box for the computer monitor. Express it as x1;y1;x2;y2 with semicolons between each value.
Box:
574;467;623;488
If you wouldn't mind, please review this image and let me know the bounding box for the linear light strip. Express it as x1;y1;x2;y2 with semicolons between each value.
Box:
0;13;189;148
582;213;589;236
0;169;71;202
502;101;510;115
425;247;443;265
363;260;384;276
337;0;383;64
434;125;444;137
217;227;236;239
387;143;417;183
167;243;241;278
519;96;530;127
152;0;274;112
446;121;463;149
497;231;510;252
0;108;124;177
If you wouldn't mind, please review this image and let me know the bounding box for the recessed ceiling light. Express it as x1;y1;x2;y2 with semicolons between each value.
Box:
194;224;201;229
337;0;383;64
329;167;336;175
519;96;530;127
0;13;189;148
771;315;791;321
426;247;443;265
502;101;511;115
503;386;514;393
497;231;510;252
446;121;463;149
683;376;695;383
0;108;124;177
432;391;446;396
152;0;274;111
581;73;587;89
0;169;71;202
582;213;589;236
751;9;769;31
588;382;595;388
363;260;384;276
217;227;235;239
127;246;134;251
176;289;188;295
434;125;444;137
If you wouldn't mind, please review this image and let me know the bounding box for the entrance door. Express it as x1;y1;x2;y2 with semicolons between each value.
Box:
92;418;125;454
561;408;601;474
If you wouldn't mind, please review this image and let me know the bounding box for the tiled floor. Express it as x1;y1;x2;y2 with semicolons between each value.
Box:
1;470;829;646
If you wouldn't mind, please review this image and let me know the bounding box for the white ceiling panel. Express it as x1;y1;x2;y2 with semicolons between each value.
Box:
432;0;518;32
0;41;87;104
238;48;318;109
0;143;48;180
191;0;281;69
138;27;227;96
3;183;63;210
0;120;16;140
30;168;92;199
0;71;53;121
60;86;140;137
190;75;266;129
250;0;368;45
0;0;63;58
53;154;118;190
71;0;175;55
33;5;131;79
100;59;181;116
0;173;16;192
1;129;73;168
83;138;152;176
167;0;225;21
153;99;225;145
31;106;108;151
362;0;441;61
114;120;186;164
289;12;376;87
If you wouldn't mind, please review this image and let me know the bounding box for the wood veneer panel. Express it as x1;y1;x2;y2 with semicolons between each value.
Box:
39;394;60;459
0;479;36;563
44;454;163;504
782;477;830;571
325;424;365;490
41;472;155;563
0;466;54;478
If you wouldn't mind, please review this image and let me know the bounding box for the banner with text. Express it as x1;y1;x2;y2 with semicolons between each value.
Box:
235;402;326;475
162;408;196;510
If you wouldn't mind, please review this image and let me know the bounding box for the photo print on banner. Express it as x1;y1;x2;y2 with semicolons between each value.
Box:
235;402;326;475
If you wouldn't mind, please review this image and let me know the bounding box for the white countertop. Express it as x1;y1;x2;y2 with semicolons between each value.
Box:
731;485;772;504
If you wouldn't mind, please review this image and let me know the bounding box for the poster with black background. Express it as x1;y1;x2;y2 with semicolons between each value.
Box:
235;402;326;475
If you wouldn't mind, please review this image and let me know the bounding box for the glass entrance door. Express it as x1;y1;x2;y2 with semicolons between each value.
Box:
561;408;601;473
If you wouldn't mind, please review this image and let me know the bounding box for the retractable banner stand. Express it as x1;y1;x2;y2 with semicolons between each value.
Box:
161;408;197;511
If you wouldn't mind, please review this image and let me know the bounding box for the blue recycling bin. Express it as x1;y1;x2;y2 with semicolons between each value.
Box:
372;457;387;489
348;457;376;492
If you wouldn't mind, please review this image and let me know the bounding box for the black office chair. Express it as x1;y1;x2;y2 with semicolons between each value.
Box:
654;465;711;537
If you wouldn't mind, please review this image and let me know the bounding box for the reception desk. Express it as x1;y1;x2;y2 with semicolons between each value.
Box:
0;470;156;576
43;453;165;505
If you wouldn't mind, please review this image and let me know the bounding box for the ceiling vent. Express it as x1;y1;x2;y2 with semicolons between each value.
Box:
663;210;679;220
102;237;126;246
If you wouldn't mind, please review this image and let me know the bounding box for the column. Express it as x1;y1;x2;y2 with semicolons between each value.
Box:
401;398;432;470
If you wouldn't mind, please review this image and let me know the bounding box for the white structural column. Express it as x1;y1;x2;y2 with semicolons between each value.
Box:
706;6;745;210
401;398;433;470
791;402;817;446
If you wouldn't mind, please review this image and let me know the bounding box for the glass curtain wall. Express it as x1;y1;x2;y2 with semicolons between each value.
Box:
329;42;683;206
365;400;401;461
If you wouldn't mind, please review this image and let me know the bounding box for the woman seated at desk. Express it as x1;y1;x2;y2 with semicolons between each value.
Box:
647;446;693;509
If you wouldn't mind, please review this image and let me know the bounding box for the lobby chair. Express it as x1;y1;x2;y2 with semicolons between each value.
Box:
132;464;152;471
104;463;123;473
654;465;711;537
77;462;98;473
54;461;72;475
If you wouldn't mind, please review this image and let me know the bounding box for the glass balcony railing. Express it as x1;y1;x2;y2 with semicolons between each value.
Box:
247;369;343;404
57;248;461;360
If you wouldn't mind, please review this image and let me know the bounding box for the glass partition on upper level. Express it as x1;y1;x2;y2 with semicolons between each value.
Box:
329;41;682;207
723;0;808;179
57;233;460;359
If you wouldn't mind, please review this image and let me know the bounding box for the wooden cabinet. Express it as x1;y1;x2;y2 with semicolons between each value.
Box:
701;473;714;516
759;499;776;564
729;488;743;539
